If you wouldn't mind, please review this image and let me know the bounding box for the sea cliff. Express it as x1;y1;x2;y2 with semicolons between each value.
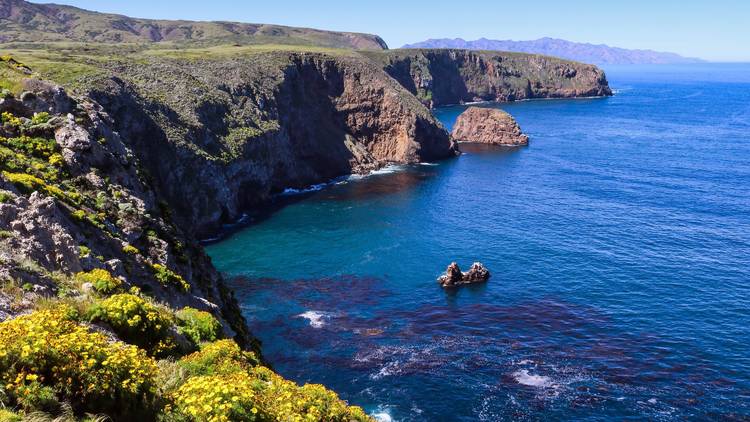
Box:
366;48;612;107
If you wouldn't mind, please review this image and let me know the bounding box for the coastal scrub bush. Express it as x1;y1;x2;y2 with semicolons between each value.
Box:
168;372;268;422
1;112;22;128
75;268;121;294
0;190;12;203
88;293;176;357
151;263;191;292
0;307;158;416
2;171;66;201
30;112;50;125
122;244;139;255
0;409;21;422
178;340;259;377
78;245;91;258
249;366;370;421
175;307;222;345
172;341;370;421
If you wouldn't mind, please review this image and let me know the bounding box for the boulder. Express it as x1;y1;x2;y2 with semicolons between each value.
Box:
451;106;529;146
437;262;491;287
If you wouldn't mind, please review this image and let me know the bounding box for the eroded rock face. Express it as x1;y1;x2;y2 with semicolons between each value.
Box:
451;107;529;146
437;262;491;287
87;53;458;237
373;49;612;108
0;84;255;349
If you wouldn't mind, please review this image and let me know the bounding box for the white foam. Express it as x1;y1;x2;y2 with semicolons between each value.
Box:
296;311;331;328
281;183;328;196
418;162;438;166
371;412;393;422
512;369;555;388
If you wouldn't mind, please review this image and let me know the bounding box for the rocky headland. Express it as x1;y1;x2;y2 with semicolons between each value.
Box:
451;106;529;146
366;49;612;108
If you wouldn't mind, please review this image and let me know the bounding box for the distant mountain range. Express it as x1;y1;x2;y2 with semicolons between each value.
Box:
402;37;704;65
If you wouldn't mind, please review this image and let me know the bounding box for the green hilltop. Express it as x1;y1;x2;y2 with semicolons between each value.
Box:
0;0;387;49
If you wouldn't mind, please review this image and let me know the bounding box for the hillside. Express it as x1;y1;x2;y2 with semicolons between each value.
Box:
0;0;387;49
403;37;705;65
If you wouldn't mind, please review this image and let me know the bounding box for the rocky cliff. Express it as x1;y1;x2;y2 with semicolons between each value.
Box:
80;51;456;237
0;57;373;421
0;74;255;349
365;49;612;107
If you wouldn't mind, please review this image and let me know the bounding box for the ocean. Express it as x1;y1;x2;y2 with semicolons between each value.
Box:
206;63;750;421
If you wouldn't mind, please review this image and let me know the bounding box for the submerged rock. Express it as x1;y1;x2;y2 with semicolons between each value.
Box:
437;262;491;287
451;107;529;146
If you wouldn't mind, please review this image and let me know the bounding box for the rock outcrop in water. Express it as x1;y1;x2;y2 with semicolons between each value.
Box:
437;262;491;287
451;107;529;146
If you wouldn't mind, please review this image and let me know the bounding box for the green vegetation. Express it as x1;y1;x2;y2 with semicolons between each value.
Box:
0;307;158;418
0;295;370;421
151;263;191;292
0;190;12;203
75;269;121;294
122;244;139;255
88;293;176;357
0;1;386;50
176;307;222;345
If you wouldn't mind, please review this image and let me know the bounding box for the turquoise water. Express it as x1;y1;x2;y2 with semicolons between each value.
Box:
207;64;750;421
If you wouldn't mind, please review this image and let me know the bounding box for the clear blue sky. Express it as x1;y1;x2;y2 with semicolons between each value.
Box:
33;0;750;61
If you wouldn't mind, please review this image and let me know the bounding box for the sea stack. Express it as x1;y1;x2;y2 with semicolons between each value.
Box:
451;107;529;146
437;262;491;287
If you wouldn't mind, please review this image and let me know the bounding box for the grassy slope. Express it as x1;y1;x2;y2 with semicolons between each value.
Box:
0;0;387;50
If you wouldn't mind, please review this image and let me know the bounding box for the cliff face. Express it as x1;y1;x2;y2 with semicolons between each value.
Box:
366;49;612;107
0;77;254;348
85;52;456;237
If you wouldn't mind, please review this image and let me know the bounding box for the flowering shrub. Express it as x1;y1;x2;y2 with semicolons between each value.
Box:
2;171;66;200
173;342;369;421
88;293;176;357
0;409;21;422
0;307;158;417
151;263;191;292
176;307;222;345
250;366;370;422
122;244;139;255
0;111;22;128
169;372;267;422
75;268;122;294
31;112;50;125
178;340;260;377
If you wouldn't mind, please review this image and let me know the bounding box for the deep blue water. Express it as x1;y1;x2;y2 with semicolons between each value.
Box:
206;64;750;421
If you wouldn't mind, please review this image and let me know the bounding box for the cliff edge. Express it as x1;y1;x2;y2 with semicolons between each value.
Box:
365;49;612;107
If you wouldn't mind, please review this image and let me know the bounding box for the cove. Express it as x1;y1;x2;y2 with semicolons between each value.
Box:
206;64;750;421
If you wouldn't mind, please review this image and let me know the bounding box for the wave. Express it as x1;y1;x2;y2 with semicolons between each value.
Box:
371;410;393;422
281;183;330;196
296;311;333;328
512;369;555;388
